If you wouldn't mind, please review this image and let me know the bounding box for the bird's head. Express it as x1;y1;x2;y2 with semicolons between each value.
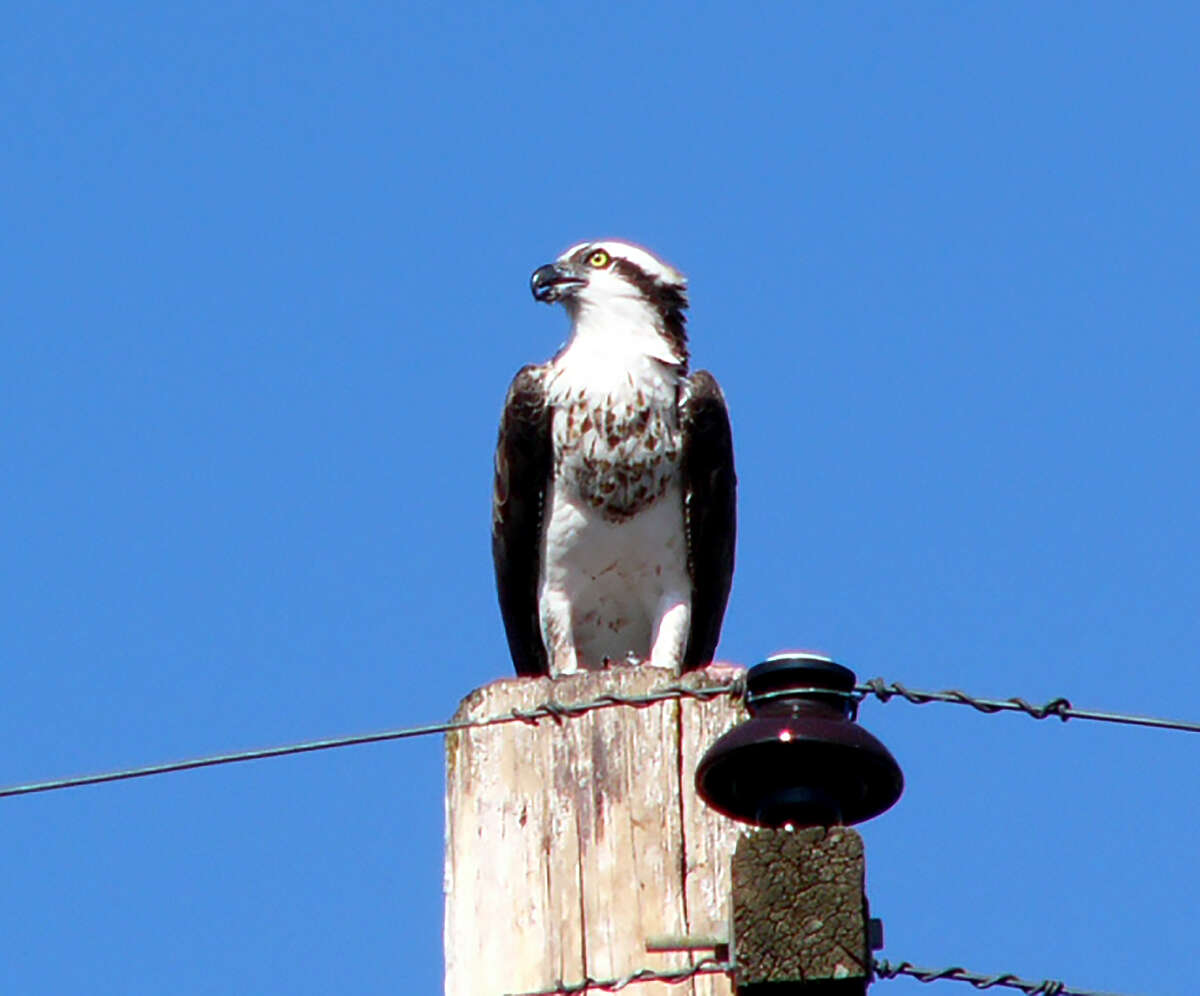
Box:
530;240;690;361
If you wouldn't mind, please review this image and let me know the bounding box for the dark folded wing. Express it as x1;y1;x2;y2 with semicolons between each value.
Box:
491;364;553;676
679;370;737;671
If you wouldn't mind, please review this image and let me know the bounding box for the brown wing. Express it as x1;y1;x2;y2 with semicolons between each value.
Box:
491;365;553;676
679;370;737;671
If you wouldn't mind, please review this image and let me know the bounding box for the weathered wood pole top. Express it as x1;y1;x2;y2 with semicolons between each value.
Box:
444;665;745;996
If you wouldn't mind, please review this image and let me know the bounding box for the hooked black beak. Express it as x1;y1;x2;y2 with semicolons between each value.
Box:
530;261;586;303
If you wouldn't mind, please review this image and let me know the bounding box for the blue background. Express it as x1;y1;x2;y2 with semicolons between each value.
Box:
4;4;1197;993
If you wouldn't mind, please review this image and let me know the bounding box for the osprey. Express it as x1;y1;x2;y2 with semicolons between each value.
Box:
492;240;736;677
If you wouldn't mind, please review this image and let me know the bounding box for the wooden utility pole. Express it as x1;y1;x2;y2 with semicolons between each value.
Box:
444;666;744;996
444;654;898;994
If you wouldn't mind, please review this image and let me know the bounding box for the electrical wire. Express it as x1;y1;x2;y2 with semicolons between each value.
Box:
857;679;1200;734
505;958;732;994
0;681;739;799
0;675;1169;996
2;671;1197;801
874;958;1134;995
503;956;1136;996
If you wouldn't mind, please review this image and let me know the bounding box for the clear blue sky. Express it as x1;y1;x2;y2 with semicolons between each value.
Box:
4;4;1197;994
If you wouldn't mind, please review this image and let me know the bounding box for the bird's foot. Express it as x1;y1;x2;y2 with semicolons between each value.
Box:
698;659;748;686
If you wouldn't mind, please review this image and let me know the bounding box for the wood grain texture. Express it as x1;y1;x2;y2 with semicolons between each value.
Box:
444;666;746;996
732;827;869;994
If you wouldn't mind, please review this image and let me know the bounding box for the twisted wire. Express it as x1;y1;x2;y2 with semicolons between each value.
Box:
506;957;732;994
874;959;1132;996
857;679;1200;734
504;956;1133;996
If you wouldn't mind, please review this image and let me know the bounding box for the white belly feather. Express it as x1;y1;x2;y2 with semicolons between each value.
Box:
537;349;692;673
540;481;690;671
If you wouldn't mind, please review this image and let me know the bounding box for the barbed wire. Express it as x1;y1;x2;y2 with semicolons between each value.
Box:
3;670;1197;800
874;959;1133;996
506;958;732;994
857;679;1200;734
0;681;741;800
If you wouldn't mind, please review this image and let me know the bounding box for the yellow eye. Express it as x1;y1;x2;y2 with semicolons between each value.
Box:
588;249;610;268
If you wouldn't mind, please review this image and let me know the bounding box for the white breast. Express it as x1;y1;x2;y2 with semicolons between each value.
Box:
547;344;682;521
538;343;691;673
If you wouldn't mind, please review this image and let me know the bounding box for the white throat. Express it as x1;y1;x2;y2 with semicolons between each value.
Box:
561;292;683;374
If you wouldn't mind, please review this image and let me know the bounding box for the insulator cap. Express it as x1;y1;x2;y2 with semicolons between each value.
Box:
695;652;903;828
